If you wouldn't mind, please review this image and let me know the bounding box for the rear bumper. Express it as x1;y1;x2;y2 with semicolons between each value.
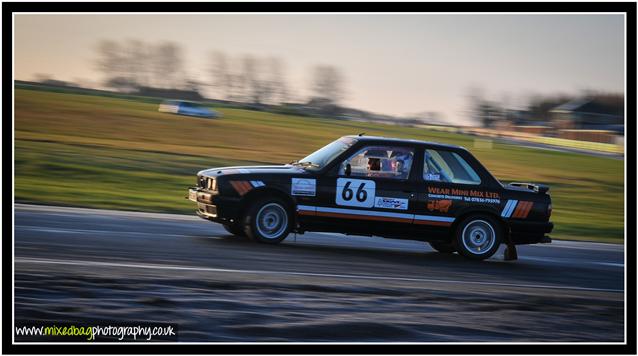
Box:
188;187;241;224
508;220;554;245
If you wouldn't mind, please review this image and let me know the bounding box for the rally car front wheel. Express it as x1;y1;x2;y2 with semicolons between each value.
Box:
454;215;502;260
243;197;292;244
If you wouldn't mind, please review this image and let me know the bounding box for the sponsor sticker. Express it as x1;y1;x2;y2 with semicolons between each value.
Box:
374;197;408;210
291;178;316;196
250;180;265;188
426;187;500;204
427;199;453;213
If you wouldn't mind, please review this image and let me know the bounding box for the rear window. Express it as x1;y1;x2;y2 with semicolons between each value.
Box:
423;149;481;185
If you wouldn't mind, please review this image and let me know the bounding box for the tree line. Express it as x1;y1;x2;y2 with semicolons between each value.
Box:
466;86;623;128
95;39;345;107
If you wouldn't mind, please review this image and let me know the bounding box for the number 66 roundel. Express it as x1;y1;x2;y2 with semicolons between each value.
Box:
336;178;376;208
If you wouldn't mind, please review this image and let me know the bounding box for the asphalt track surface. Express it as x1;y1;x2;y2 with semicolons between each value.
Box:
14;204;625;342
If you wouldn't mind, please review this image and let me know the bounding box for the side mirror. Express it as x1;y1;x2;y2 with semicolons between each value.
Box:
345;163;352;176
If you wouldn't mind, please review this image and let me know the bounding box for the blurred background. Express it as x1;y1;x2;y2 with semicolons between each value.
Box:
14;14;624;243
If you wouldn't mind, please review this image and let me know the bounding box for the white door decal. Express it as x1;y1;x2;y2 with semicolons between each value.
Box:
336;178;376;208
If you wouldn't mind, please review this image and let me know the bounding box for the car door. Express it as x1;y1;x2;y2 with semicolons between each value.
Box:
314;143;421;236
414;147;485;229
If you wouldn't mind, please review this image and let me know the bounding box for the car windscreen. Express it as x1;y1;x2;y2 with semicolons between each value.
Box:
297;137;357;171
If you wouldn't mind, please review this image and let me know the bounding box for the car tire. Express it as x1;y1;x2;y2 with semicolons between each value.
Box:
429;241;456;254
222;223;245;237
454;214;502;260
243;197;291;244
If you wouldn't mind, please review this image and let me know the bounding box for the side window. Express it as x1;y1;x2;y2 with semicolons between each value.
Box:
339;146;414;180
423;149;481;184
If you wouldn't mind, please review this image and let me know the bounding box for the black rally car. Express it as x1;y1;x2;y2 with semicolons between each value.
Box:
188;135;553;260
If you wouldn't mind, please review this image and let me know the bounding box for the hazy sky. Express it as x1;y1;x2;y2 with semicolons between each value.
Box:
14;14;625;124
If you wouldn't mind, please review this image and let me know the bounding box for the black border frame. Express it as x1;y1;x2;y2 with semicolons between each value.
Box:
3;2;636;354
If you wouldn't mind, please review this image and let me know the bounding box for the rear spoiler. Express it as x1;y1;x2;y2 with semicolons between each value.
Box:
508;182;549;194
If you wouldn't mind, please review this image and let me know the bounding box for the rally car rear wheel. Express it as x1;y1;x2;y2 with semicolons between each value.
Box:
243;197;291;244
454;215;502;260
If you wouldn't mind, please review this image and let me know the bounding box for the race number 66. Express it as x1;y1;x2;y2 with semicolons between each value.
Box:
336;178;376;208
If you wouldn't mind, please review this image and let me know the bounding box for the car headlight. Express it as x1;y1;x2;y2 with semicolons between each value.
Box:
197;175;217;191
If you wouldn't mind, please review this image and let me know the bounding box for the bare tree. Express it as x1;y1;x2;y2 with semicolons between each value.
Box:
465;85;489;127
96;39;150;90
209;52;289;104
96;40;125;88
242;54;273;105
244;55;292;105
210;51;231;99
228;59;246;102
95;39;189;92
152;42;184;89
311;65;344;105
269;57;288;104
125;39;150;88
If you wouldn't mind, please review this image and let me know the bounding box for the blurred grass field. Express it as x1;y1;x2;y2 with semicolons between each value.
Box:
14;88;625;243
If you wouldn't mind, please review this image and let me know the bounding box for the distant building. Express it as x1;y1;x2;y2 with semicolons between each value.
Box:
513;125;551;136
557;129;619;144
549;99;624;134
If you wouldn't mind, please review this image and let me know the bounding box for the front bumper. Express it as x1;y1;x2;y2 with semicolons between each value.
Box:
188;187;217;217
187;187;240;223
